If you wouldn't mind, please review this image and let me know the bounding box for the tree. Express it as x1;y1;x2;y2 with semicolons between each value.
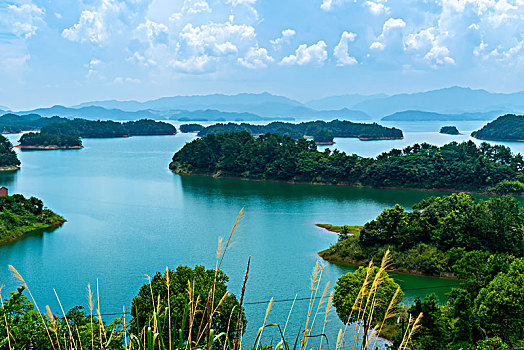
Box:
474;258;524;346
407;294;448;350
333;265;404;342
130;265;246;346
313;129;334;143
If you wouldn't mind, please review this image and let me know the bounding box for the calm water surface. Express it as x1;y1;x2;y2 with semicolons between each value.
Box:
0;127;522;345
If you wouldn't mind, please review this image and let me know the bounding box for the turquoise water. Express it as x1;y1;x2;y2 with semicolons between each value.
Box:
0;128;522;346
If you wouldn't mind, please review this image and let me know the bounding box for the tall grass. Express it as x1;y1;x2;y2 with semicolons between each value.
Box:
0;210;421;350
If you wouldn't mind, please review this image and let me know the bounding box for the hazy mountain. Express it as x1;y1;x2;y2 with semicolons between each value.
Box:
167;109;283;121
305;94;388;110
381;110;504;121
74;92;303;113
17;105;158;120
353;87;524;117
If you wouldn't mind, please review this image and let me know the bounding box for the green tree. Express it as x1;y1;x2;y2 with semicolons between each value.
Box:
333;265;404;341
407;294;448;350
130;265;246;346
474;258;524;346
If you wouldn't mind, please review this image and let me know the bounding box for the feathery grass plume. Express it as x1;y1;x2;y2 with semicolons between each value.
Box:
88;284;94;350
166;266;172;350
282;294;297;338
54;288;76;348
96;278;107;349
0;286;13;350
301;260;325;350
8;265;56;350
319;291;333;350
398;312;423;350
255;297;274;349
233;256;250;350
371;286;402;350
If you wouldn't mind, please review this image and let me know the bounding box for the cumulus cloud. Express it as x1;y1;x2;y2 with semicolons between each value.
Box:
62;0;125;44
238;47;274;68
270;29;296;50
281;41;328;66
365;1;389;15
369;17;405;51
334;31;358;66
170;55;216;73
2;3;45;39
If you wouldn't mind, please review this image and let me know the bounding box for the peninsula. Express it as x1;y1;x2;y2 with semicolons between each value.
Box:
0;193;65;245
0;134;21;171
472;114;524;141
170;131;524;194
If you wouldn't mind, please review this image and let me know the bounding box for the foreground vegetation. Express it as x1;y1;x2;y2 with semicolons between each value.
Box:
320;193;524;276
170;132;524;194
197;120;403;141
0;194;65;244
472;114;524;141
41;118;177;138
0;135;20;169
0;210;520;349
18;132;83;149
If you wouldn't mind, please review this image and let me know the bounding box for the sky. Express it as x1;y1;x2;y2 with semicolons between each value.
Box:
1;0;524;109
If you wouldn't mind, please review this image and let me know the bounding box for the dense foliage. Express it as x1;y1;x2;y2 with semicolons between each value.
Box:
130;265;246;344
171;132;524;192
320;193;524;275
19;132;82;148
312;128;334;143
0;113;68;133
0;287;125;349
41;118;176;138
0;194;65;244
180;123;205;132
472;114;524;141
0;134;20;168
197;120;403;140
439;126;460;135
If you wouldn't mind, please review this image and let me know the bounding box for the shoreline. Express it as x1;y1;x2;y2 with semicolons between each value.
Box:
0;166;20;171
171;171;524;197
15;145;84;150
358;136;403;141
472;136;524;142
0;218;66;246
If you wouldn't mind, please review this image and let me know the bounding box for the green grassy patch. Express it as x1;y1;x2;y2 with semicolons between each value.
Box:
315;223;362;234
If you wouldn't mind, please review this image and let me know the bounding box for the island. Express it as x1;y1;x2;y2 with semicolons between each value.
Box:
17;132;83;150
0;135;21;171
439;126;460;135
472;114;524;141
180;123;205;133
0;193;65;245
41;118;177;138
170;131;524;194
197;120;403;141
318;193;524;276
312;128;335;144
0;113;68;133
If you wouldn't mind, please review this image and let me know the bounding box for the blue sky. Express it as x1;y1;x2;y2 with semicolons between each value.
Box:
1;0;524;109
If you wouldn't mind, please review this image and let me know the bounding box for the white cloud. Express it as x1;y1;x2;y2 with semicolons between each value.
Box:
365;1;389;15
3;3;45;39
170;55;216;73
183;0;211;14
238;47;273;68
135;20;169;46
334;31;358;66
280;41;328;66
62;0;125;44
382;18;406;33
270;29;296;49
369;17;405;51
369;41;385;50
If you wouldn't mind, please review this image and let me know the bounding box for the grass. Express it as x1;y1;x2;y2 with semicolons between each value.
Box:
0;210;421;350
0;211;65;245
315;224;362;235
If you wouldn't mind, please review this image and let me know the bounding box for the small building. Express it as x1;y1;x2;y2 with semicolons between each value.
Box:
0;187;8;197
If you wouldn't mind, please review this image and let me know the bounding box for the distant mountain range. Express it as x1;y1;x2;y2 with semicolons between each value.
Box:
381;110;505;121
7;87;524;122
352;87;524;117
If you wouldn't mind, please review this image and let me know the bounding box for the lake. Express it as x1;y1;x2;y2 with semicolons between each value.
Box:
0;125;522;346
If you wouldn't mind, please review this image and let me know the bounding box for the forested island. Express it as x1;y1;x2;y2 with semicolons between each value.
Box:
170;132;524;194
0;113;68;133
319;193;523;275
0;194;65;245
0;135;21;170
17;132;83;149
197;120;403;141
472;114;524;141
180;123;205;133
41;118;177;138
439;126;460;135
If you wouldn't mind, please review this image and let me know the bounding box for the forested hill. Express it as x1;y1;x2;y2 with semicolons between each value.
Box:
18;133;83;148
0;113;68;133
197;120;403;141
170;131;524;193
41;119;176;138
0;135;20;169
472;114;524;141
